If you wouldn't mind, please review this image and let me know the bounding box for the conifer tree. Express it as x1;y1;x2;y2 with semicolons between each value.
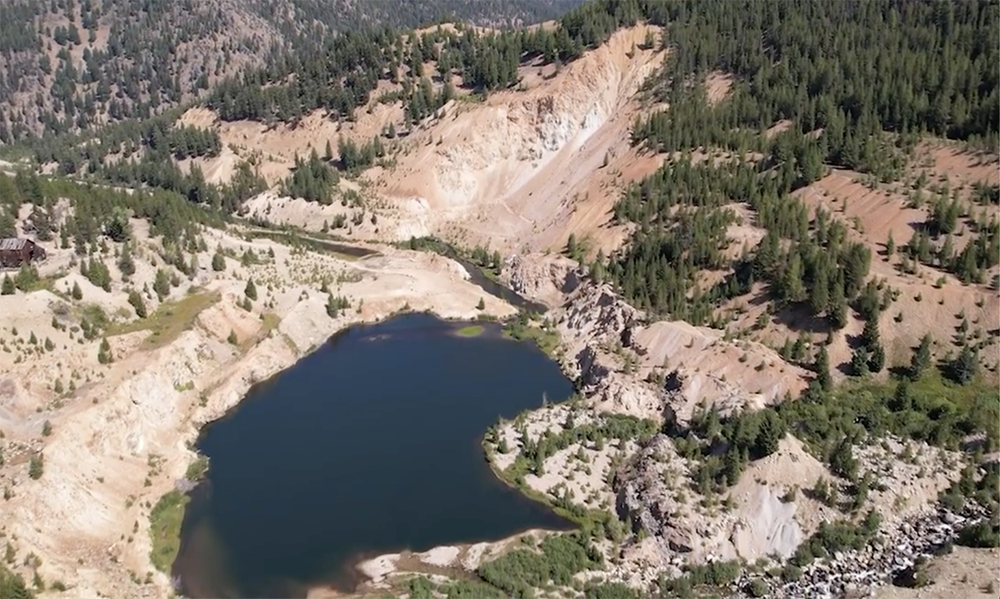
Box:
815;346;832;391
909;334;932;380
244;278;257;301
212;248;226;272
98;338;113;364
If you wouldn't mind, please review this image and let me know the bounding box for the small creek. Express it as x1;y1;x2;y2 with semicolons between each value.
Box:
172;313;574;598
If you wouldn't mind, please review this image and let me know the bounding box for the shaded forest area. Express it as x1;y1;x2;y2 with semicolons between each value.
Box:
0;0;585;141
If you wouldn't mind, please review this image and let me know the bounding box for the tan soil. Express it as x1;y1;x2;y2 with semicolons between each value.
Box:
716;160;1000;380
705;71;733;106
372;24;666;256
0;219;515;599
873;547;999;599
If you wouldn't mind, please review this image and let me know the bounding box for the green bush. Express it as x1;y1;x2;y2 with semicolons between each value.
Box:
477;533;602;599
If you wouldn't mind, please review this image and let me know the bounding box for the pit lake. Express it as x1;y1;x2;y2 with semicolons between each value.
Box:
173;313;575;598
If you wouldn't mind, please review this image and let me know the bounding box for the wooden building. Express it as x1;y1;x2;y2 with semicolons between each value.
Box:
0;238;47;268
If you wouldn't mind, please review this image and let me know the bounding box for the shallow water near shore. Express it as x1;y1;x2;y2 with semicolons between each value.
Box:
173;313;575;598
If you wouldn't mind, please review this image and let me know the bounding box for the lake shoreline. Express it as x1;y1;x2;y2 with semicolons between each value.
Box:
172;311;575;598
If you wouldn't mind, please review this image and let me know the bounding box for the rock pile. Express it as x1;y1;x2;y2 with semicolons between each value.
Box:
733;505;990;599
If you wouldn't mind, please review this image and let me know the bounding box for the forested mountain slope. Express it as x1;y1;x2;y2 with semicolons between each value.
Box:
0;0;583;141
0;1;998;599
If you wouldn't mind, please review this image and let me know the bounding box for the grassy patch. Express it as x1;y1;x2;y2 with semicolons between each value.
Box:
240;312;281;352
184;455;209;481
456;325;485;337
504;313;560;355
148;490;189;573
477;533;603;598
109;291;220;350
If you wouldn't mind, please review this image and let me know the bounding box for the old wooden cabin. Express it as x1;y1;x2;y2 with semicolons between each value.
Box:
0;238;47;268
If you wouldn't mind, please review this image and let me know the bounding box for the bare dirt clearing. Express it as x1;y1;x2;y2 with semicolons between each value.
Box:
373;24;667;256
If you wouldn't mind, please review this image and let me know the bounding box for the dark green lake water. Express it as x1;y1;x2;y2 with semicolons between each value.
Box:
173;313;574;598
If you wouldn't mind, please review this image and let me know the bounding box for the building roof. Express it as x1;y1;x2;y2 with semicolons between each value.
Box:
0;238;30;251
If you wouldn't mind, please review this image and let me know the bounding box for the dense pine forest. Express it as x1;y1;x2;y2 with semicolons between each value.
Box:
0;0;584;141
600;0;999;327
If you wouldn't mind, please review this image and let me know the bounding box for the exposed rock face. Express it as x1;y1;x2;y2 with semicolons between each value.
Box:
555;283;664;420
501;252;580;309
737;505;990;599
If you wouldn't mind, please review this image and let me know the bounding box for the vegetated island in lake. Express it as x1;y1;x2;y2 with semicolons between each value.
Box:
172;313;575;598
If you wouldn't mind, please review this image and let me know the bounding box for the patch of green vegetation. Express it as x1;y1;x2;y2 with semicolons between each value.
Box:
659;560;743;597
456;325;485;338
244;228;374;261
109;291;220;349
790;510;881;566
0;561;34;599
780;369;998;459
403;236;503;280
406;575;506;599
484;413;655;541
184;455;209;482
148;490;189;573
942;460;999;548
239;312;282;352
673;364;999;499
477;532;603;599
503;311;560;355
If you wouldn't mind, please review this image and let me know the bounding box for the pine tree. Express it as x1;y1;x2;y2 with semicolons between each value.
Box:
565;233;578;258
0;276;13;295
949;344;978;384
118;243;136;278
28;453;43;480
815;346;832;391
860;318;880;351
244;278;257;301
909;334;932;380
128;290;147;318
71;281;82;300
97;338;113;364
753;411;786;458
153;269;171;300
850;348;870;376
211;249;226;272
867;344;885;373
827;282;848;329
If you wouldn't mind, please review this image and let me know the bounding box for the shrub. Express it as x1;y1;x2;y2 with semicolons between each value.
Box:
28;453;43;480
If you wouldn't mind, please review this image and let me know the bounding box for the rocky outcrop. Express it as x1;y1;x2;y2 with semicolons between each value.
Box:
554;283;665;420
501;252;580;309
734;505;990;599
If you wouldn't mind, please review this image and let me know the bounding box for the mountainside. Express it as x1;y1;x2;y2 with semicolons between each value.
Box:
0;0;583;141
0;1;999;598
